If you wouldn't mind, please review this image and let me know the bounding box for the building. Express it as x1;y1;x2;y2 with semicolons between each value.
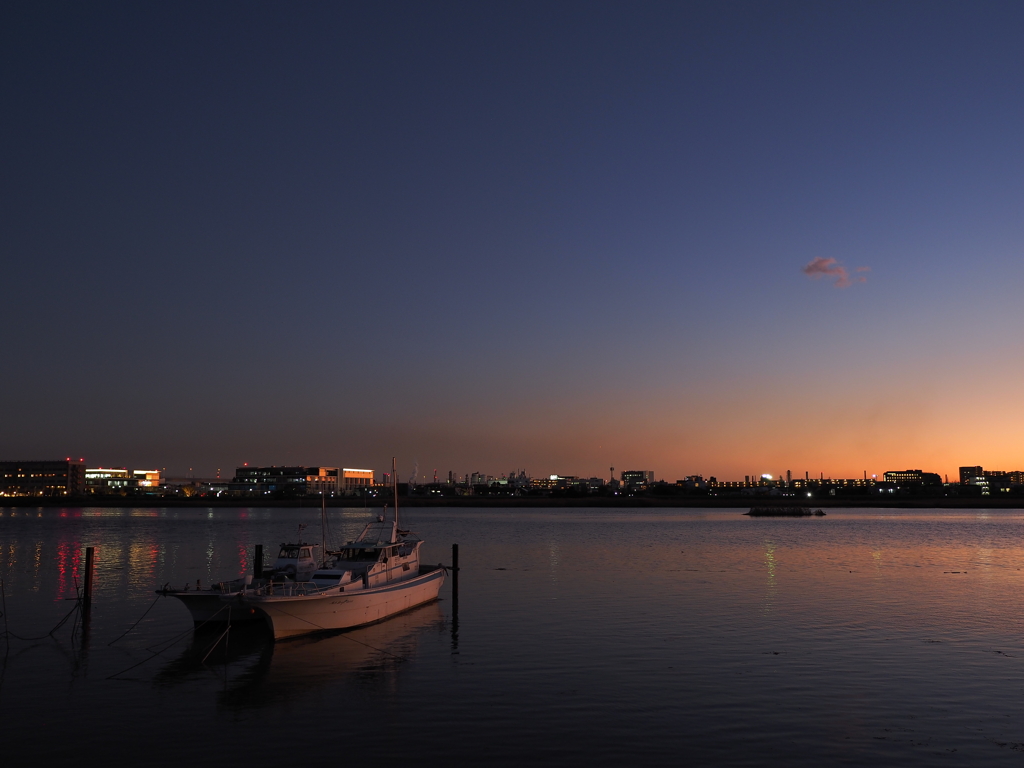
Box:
1;460;86;496
883;469;942;486
307;467;340;495
231;466;339;495
341;468;374;493
959;466;985;485
85;468;163;496
133;469;162;489
86;467;132;494
529;476;559;491
621;470;655;489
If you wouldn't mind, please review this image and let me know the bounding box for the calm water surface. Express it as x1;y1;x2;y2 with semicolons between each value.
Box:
2;507;1024;766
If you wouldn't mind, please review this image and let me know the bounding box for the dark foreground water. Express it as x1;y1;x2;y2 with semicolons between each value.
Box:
2;507;1024;766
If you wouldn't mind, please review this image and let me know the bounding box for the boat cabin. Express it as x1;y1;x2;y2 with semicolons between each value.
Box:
269;542;320;581
310;523;423;589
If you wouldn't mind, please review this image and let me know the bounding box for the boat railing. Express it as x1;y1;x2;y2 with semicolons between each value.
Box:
244;580;328;598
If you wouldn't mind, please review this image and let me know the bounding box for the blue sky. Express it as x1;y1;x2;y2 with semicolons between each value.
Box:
3;2;1023;480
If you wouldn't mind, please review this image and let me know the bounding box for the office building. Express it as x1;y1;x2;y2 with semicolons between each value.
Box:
883;469;942;486
621;470;655;489
341;468;374;493
133;469;162;489
232;466;339;495
959;466;985;485
86;467;132;494
1;459;86;496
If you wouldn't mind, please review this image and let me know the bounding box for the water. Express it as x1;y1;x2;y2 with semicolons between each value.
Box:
2;506;1024;766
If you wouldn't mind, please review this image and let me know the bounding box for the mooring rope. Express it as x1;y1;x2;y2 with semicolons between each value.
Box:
201;624;231;664
0;574;84;644
107;594;163;646
107;603;233;680
1;600;81;642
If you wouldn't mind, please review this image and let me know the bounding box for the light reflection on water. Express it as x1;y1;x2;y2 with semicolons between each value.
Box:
2;507;1024;766
761;539;776;615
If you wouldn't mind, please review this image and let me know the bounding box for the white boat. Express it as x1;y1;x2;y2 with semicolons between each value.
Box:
161;542;322;624
232;517;446;639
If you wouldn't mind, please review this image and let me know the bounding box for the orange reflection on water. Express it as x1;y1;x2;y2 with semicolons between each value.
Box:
128;541;160;587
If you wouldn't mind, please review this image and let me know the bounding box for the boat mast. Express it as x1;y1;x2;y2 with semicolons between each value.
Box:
320;488;327;566
392;456;399;531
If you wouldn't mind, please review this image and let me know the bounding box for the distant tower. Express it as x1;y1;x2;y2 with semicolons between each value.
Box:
786;470;791;485
610;466;614;483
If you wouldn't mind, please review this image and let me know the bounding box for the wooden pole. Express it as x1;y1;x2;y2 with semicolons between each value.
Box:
83;547;95;610
254;544;263;581
451;543;459;607
81;546;96;635
450;543;459;652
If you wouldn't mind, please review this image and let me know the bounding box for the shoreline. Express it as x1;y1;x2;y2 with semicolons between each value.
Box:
1;495;1021;509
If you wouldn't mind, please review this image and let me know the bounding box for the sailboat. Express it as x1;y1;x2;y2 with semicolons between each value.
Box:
232;458;447;639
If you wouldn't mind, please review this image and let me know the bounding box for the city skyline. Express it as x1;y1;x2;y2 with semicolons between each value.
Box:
3;3;1023;484
3;454;1015;488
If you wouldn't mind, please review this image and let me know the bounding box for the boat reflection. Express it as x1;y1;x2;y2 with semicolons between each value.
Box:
155;601;446;709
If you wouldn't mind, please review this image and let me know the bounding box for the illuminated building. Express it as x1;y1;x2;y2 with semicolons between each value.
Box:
232;466;340;495
1;459;86;496
133;469;162;488
959;466;985;485
85;467;162;495
341;468;374;493
883;469;942;486
621;470;655;489
307;467;340;495
86;467;131;494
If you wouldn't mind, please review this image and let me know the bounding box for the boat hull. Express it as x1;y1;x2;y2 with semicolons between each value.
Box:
163;591;263;624
240;568;446;639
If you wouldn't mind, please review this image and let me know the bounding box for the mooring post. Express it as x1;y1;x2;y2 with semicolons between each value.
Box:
83;547;95;610
450;543;460;652
452;543;459;605
254;544;263;581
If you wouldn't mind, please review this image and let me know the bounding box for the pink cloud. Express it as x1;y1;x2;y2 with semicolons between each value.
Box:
802;257;869;288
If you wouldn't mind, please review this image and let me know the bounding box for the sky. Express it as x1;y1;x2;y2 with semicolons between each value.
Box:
2;1;1023;483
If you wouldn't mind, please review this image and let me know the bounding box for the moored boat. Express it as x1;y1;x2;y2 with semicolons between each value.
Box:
231;459;446;640
231;518;446;639
160;541;322;624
